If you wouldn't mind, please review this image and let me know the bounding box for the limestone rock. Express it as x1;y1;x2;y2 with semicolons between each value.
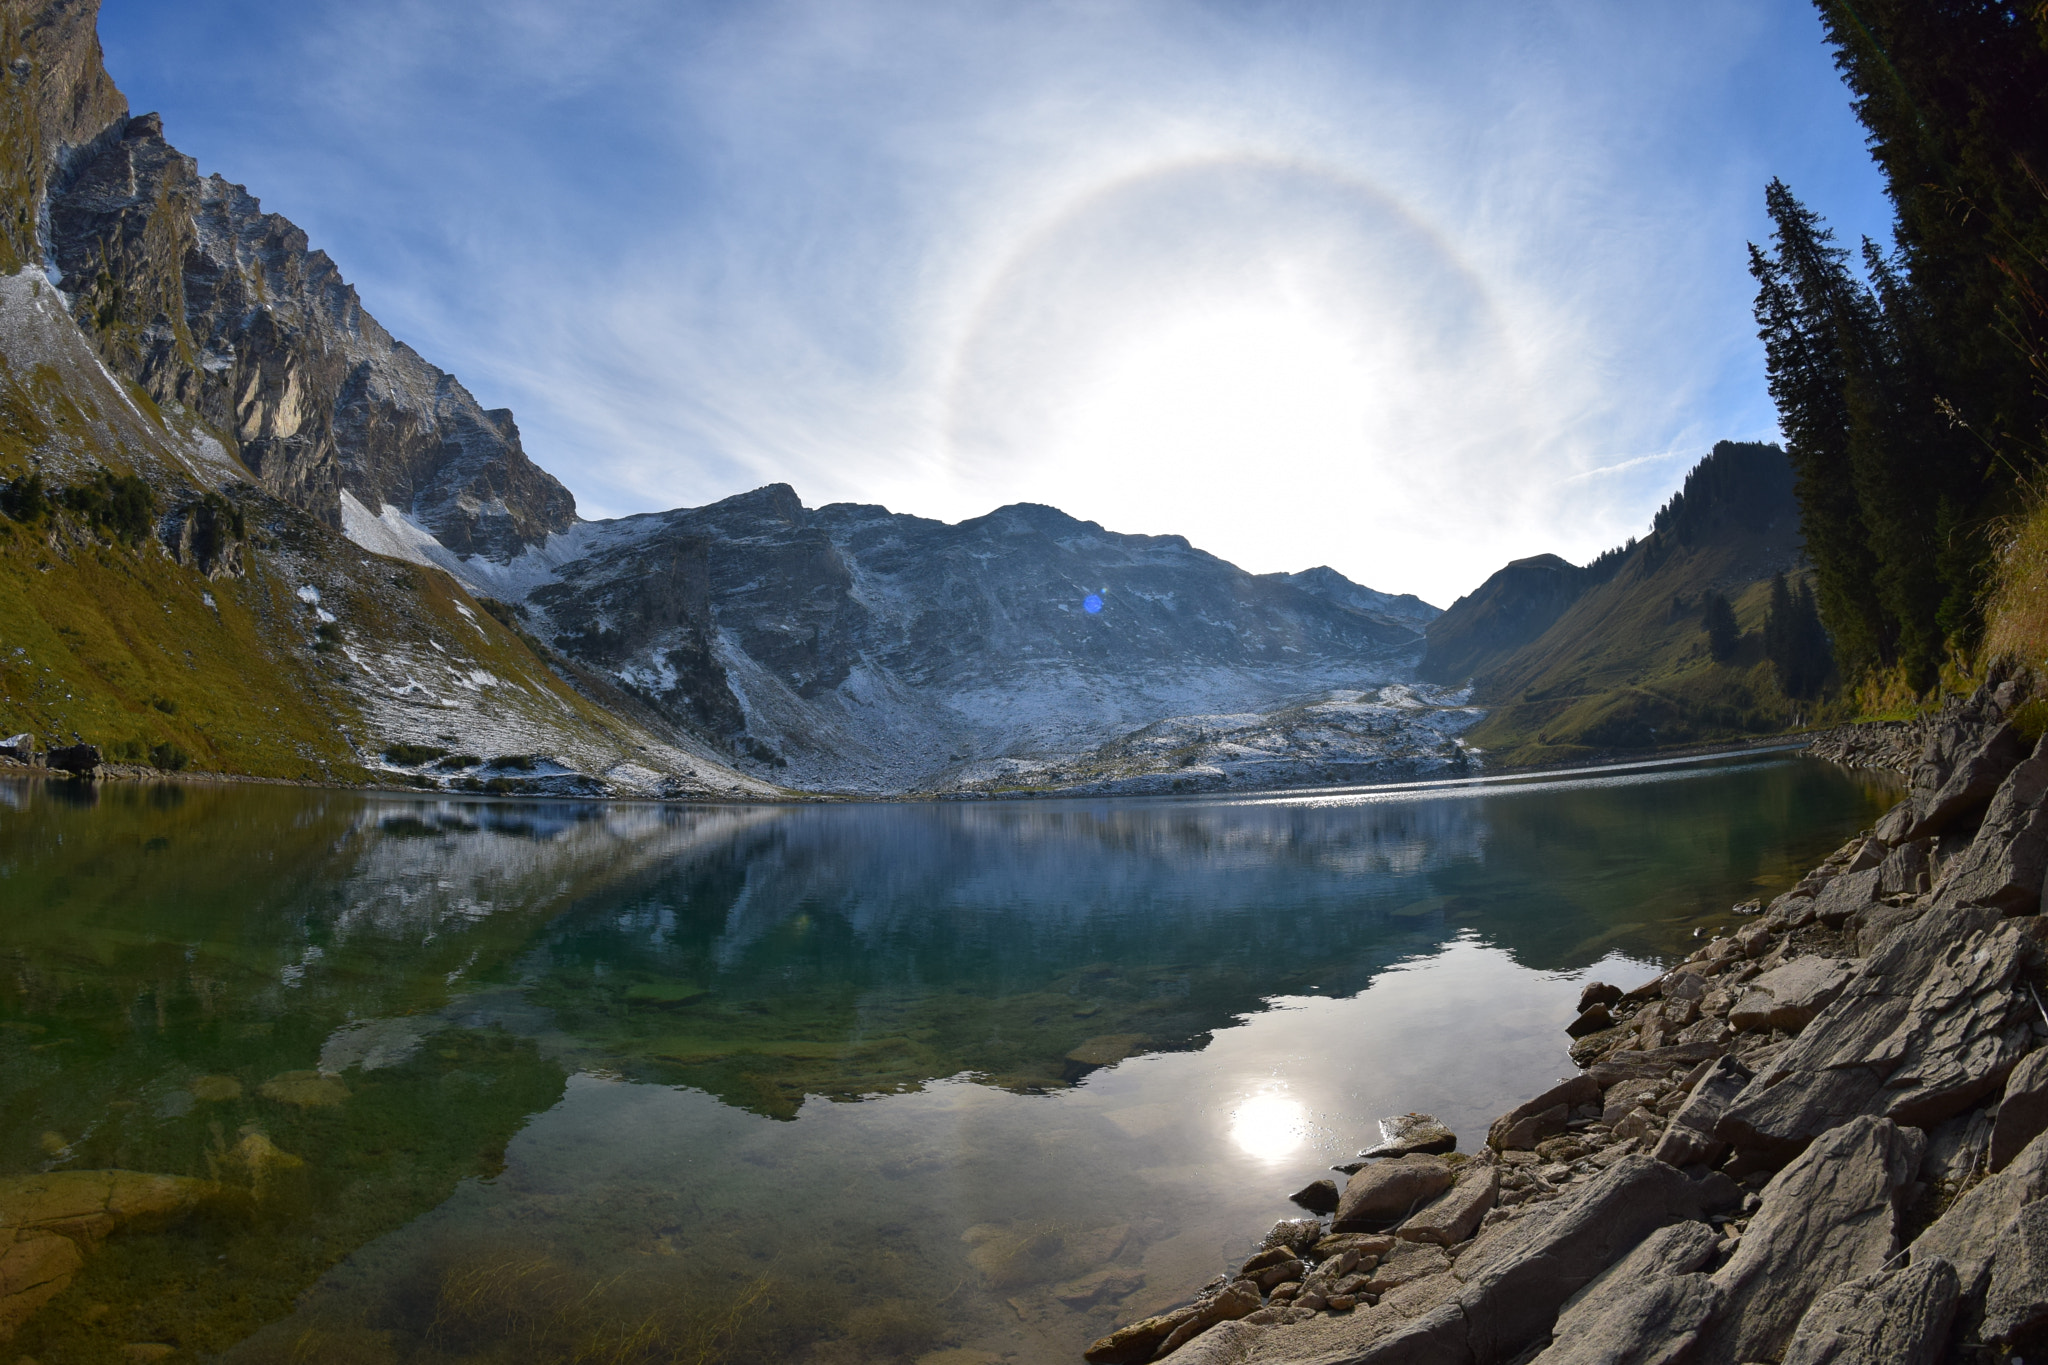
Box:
1261;1219;1324;1254
1716;907;2039;1158
1585;1041;1728;1089
1853;901;1927;957
1361;1113;1457;1158
1727;956;1854;1034
1163;1319;1265;1365
1809;867;1883;927
1911;1127;2048;1294
1777;1256;1960;1365
1359;1239;1452;1295
1311;1232;1395;1262
1982;1199;2048;1343
1879;837;1934;897
1990;1046;2048;1173
1085;1279;1260;1364
1488;1076;1600;1151
1534;1218;1723;1363
1578;982;1623;1012
1396;1161;1498;1247
1155;1280;1262;1357
1652;1054;1750;1168
1315;1156;1717;1364
48;114;579;558
1696;1115;1924;1365
1601;1079;1669;1127
1335;1155;1455;1231
1288;1178;1339;1215
1931;734;2048;912
1611;1107;1661;1144
1893;720;2029;844
1566;1004;1613;1038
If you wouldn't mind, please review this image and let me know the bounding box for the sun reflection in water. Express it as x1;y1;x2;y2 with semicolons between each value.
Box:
1229;1091;1308;1161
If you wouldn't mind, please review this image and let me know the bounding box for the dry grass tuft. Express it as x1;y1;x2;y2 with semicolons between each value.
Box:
1981;487;2048;669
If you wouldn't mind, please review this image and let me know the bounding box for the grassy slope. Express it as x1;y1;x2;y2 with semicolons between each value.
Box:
1464;522;1809;766
0;322;373;778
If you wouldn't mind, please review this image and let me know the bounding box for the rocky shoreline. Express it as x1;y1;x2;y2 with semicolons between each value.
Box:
1086;664;2048;1364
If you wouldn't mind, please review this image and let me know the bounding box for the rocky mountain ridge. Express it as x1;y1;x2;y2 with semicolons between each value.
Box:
352;483;1464;793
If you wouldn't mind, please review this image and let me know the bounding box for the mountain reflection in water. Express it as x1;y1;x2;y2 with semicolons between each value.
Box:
0;756;1894;1364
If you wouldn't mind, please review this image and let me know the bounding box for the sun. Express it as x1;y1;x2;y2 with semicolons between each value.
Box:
1047;295;1373;511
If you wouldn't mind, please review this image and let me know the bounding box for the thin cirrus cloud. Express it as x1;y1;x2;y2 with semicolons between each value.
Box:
97;0;1890;606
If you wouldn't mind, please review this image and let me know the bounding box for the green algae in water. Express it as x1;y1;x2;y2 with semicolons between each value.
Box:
0;756;1897;1362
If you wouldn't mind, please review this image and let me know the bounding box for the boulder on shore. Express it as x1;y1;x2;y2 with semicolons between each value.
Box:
1360;1112;1457;1158
1333;1155;1454;1231
1727;956;1854;1034
1777;1256;1961;1365
1694;1115;1924;1365
1530;1220;1722;1365
1990;1047;2048;1174
1716;906;2039;1159
1487;1075;1599;1151
1911;1126;2048;1296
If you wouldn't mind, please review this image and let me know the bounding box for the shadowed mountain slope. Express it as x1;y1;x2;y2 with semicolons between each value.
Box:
1435;441;1811;765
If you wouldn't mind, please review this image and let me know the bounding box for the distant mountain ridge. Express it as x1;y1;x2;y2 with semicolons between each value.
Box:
355;484;1451;792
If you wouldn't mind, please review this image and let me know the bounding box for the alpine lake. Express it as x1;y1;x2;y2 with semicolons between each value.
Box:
0;753;1897;1365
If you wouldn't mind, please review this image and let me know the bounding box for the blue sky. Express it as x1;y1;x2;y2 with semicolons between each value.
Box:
98;0;1891;605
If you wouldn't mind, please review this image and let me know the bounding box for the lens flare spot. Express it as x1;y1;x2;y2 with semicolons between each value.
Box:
1083;594;1103;614
1230;1092;1307;1161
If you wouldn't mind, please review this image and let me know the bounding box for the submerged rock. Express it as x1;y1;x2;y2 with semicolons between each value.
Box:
0;1170;231;1340
257;1070;350;1109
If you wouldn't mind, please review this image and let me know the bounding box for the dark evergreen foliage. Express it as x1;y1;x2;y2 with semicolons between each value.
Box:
0;471;48;522
1702;591;1740;662
1752;4;2048;690
1765;573;1834;699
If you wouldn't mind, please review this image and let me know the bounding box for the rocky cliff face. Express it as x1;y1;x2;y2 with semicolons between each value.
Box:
26;52;574;556
361;486;1453;792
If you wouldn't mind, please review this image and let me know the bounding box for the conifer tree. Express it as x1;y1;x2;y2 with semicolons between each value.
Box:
1703;591;1739;663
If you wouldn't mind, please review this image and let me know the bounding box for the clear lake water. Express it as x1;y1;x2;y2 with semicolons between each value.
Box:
0;754;1897;1364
